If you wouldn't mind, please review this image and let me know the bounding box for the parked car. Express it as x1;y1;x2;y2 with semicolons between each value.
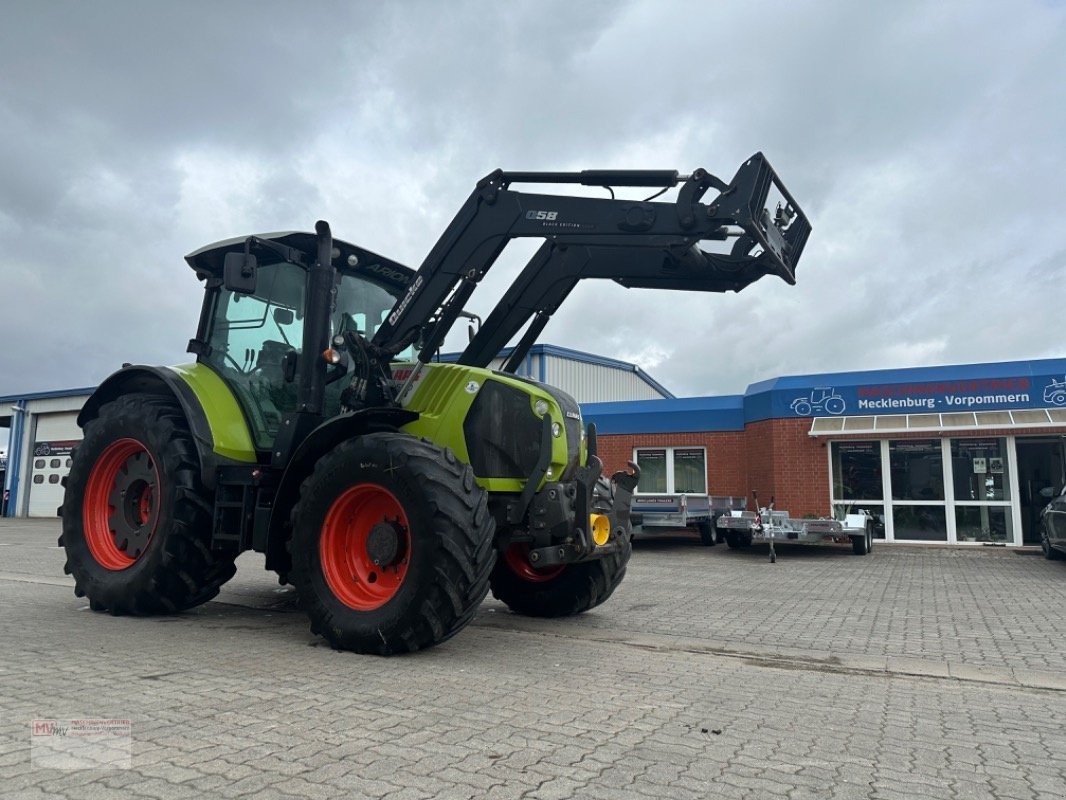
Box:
1040;486;1066;559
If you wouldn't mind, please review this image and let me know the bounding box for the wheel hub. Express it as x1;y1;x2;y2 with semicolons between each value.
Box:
366;519;407;567
106;450;159;559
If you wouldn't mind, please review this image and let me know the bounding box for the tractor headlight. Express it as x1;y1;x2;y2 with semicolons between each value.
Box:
551;421;562;438
534;399;550;417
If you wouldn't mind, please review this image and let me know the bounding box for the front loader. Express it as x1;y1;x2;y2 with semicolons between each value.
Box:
60;153;810;655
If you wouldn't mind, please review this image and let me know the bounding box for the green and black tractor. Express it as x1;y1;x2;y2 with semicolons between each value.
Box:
60;155;809;654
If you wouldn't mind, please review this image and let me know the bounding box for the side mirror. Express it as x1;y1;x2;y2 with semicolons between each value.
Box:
273;307;295;326
223;252;258;294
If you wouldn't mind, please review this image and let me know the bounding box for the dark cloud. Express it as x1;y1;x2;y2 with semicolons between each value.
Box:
1;0;1064;400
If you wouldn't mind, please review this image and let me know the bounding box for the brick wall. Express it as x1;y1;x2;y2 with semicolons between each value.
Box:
598;421;827;512
745;418;831;517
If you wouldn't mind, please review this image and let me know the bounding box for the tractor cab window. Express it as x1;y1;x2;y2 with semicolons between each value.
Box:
203;261;305;448
332;271;401;341
322;271;414;415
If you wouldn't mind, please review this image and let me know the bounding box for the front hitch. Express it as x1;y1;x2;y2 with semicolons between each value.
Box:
524;446;641;569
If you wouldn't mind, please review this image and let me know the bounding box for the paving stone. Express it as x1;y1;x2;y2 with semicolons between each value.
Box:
3;519;1066;800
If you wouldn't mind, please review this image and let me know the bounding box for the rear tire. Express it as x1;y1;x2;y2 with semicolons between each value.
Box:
851;533;870;555
1041;525;1062;560
59;393;235;614
289;433;495;655
490;477;630;617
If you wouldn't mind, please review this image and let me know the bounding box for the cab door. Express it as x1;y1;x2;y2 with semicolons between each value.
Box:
201;261;306;450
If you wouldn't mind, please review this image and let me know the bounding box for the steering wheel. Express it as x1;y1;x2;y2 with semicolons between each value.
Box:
222;351;247;374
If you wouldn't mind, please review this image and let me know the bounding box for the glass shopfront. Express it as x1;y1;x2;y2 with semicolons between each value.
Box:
829;437;1019;544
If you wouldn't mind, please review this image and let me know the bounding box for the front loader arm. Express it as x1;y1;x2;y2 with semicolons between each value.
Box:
371;153;810;364
459;237;784;369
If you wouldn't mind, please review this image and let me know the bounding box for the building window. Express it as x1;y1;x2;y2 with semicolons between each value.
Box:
951;438;1010;502
633;447;707;494
955;506;1012;544
832;441;883;500
673;448;707;493
892;505;948;541
951;437;1013;543
890;439;947;541
635;449;667;493
830;441;886;538
890;439;944;501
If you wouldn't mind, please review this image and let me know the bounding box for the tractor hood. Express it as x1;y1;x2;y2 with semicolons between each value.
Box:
184;231;415;293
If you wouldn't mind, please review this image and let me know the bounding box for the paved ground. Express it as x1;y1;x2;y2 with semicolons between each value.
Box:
2;518;1066;799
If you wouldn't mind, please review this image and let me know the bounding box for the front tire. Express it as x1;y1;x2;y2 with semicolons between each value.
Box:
289;433;495;655
1041;525;1062;560
59;393;235;614
490;477;631;617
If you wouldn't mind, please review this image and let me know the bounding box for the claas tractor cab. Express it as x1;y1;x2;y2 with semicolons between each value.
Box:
60;154;810;655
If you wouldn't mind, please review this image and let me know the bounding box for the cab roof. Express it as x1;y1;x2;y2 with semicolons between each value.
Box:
184;231;415;293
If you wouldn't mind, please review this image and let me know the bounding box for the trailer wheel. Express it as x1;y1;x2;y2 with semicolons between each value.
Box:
59;393;235;614
697;520;716;547
851;533;870;556
725;532;753;549
289;433;495;655
490;477;630;617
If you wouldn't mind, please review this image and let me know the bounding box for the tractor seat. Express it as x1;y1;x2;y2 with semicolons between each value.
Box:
255;340;295;381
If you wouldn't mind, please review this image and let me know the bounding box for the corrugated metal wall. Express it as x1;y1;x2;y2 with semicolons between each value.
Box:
480;353;665;402
545;356;664;403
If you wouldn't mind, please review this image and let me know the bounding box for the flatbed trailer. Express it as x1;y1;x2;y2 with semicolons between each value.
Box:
717;508;875;562
632;494;746;546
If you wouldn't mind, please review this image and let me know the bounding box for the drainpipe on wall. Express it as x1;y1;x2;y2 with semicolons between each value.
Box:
5;400;26;517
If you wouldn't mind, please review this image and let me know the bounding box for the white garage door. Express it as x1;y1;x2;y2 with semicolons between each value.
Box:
27;413;82;518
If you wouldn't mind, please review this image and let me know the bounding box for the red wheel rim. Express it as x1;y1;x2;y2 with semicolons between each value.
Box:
82;438;160;571
319;484;411;611
503;543;565;583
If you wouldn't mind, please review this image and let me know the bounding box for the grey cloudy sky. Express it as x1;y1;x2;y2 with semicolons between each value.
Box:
1;0;1064;402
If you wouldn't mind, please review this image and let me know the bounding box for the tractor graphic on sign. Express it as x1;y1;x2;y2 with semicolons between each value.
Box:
1045;377;1066;406
791;387;846;416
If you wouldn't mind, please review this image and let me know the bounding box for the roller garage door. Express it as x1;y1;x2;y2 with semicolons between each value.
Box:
27;412;81;517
